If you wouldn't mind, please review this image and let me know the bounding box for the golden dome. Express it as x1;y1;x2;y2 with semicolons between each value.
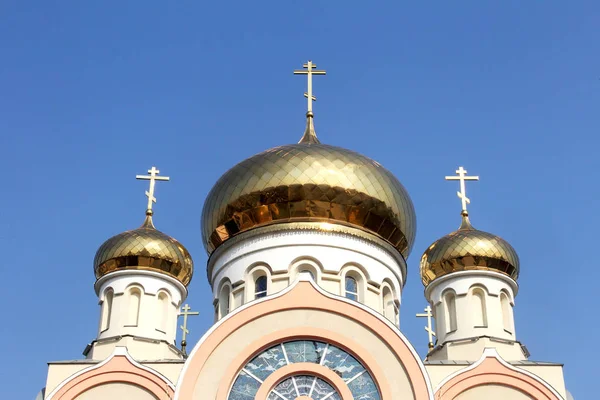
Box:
94;214;194;286
420;213;519;286
201;117;416;258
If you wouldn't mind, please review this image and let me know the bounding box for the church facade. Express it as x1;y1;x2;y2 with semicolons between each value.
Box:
41;62;568;400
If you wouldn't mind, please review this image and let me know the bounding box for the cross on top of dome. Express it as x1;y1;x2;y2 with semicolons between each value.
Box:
136;166;170;216
445;166;479;215
293;60;326;116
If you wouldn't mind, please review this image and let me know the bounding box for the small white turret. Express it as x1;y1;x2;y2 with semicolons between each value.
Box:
87;167;194;360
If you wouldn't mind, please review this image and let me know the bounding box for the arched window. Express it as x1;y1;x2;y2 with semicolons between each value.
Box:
444;291;457;332
345;276;358;301
255;276;268;299
157;292;169;333
219;285;231;318
126;288;141;326
228;340;381;400
382;286;395;321
471;288;488;327
501;292;512;332
100;289;113;332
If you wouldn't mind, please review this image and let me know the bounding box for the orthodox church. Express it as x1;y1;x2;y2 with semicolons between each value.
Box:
40;61;569;400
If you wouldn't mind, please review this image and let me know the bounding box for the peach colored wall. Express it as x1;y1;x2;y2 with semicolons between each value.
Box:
175;281;432;400
435;356;561;400
455;384;533;400
47;354;174;400
74;382;158;400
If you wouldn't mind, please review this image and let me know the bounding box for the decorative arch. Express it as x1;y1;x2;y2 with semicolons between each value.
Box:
289;257;323;282
125;285;143;327
45;347;174;400
340;265;367;302
441;289;457;333
157;290;170;333
217;279;233;319
434;349;563;400
380;279;398;324
174;276;433;400
469;285;488;328
99;288;113;333
246;263;272;302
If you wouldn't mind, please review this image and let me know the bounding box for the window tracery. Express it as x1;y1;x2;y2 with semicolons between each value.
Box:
228;340;380;400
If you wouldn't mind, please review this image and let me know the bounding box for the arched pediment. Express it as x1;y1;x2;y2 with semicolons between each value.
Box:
45;347;174;400
175;275;433;400
434;349;563;400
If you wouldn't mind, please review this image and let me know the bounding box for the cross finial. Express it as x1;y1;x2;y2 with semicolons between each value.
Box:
136;166;170;216
445;166;479;215
416;305;436;351
178;304;199;357
294;60;326;116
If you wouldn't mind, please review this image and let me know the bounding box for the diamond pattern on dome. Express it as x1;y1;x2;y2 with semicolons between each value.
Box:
420;218;519;286
202;143;416;257
94;217;193;286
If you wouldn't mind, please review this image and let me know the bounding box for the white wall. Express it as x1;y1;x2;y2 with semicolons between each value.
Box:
425;271;525;361
89;270;187;360
208;224;406;325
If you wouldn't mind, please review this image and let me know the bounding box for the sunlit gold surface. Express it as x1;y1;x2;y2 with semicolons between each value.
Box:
94;215;193;286
201;142;416;257
420;215;519;286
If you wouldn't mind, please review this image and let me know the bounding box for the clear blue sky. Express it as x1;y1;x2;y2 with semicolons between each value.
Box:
0;1;597;399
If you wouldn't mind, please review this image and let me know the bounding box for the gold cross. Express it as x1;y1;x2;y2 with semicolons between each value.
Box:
445;166;479;214
136;166;170;215
178;304;199;356
416;305;436;350
293;60;326;115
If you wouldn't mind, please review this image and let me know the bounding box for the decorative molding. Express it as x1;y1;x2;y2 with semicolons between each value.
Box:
434;348;564;399
174;275;434;400
46;347;175;400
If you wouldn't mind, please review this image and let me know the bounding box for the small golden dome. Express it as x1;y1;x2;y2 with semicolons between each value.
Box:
201;118;416;257
94;214;193;286
420;213;519;286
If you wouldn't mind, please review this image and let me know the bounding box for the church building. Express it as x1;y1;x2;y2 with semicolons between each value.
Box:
40;61;569;400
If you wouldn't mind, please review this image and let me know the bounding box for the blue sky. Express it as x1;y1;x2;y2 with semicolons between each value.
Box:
0;1;597;398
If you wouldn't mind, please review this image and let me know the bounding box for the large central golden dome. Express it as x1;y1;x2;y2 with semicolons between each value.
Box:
201;117;416;258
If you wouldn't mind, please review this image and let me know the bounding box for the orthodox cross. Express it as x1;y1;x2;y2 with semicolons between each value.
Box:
416;305;436;350
293;60;326;115
178;304;199;356
445;166;479;214
136;166;170;214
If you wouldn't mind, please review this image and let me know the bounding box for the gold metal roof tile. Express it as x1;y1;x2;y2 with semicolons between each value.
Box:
420;215;519;286
202;142;416;258
94;215;194;286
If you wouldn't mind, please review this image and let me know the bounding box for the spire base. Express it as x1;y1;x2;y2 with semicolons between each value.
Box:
298;113;320;144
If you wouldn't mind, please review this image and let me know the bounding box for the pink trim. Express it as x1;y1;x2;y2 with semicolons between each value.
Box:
176;281;431;400
49;354;174;400
254;362;354;400
215;328;387;399
435;356;561;399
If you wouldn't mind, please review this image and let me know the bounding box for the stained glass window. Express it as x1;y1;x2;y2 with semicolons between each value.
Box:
345;276;358;301
228;340;381;400
267;375;342;400
255;276;268;298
